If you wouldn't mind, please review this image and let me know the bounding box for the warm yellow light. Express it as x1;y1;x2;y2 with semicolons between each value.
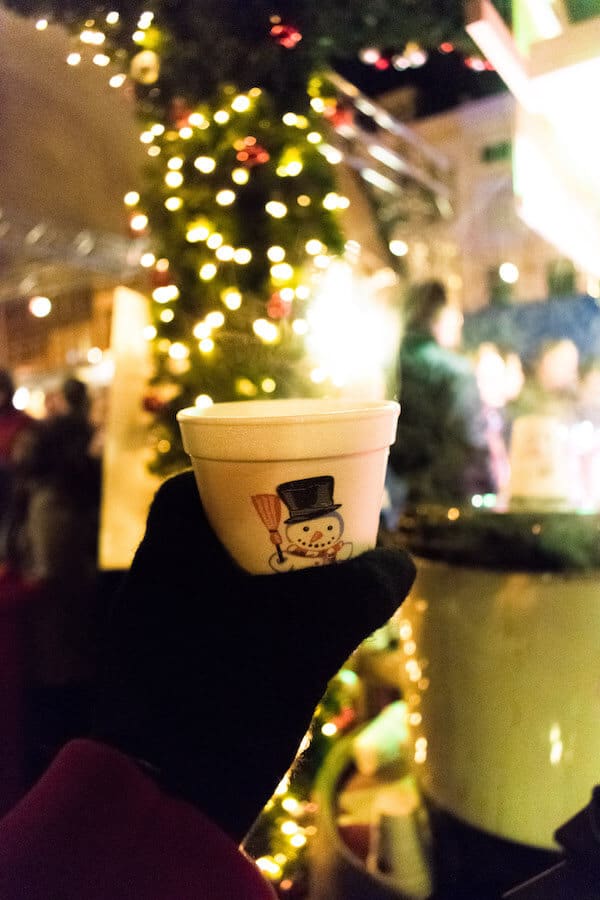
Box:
157;339;171;353
305;239;323;255
295;285;310;299
281;820;298;835
138;11;154;28
310;97;325;112
307;131;322;144
206;233;223;249
282;113;297;126
216;190;236;206
267;246;285;262
109;74;126;88
297;194;311;206
93;53;111;67
165;171;183;188
160;309;175;322
215;245;234;261
261;378;276;393
314;254;330;269
188;113;207;127
130;213;148;231
270;263;293;281
231;94;251;112
390;239;409;257
151;123;165;136
164;196;183;211
168;342;189;360
106;11;119;24
290;834;307;848
143;325;157;340
499;261;519;283
253;319;279;343
199;337;215;353
35;18;48;30
255;857;282;878
147;146;160;157
193;322;212;339
132;29;145;42
152;285;179;303
157;439;171;453
292;318;308;335
140;131;154;144
205;311;225;328
178;127;193;139
265;201;287;218
281;797;300;814
321;722;338;736
199;263;217;281
29;296;52;318
80;29;105;45
195;394;213;408
214;110;230;124
186;224;209;242
233;248;252;264
320;145;343;164
323;192;340;210
447;507;460;521
231;168;249;185
222;289;242;310
280;287;294;301
194;156;216;173
67;52;82;65
236;377;258;397
124;191;140;206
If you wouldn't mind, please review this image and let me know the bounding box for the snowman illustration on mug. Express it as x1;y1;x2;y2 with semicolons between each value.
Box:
251;475;353;572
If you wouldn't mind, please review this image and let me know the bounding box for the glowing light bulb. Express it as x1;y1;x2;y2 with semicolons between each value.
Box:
231;95;250;112
143;325;157;340
199;337;214;353
152;285;179;303
165;171;183;188
194;156;216;174
124;191;140;207
216;190;236;206
199;263;217;281
231;168;249;185
195;394;213;408
305;239;323;255
267;246;285;262
213;110;230;124
29;296;52;318
233;248;252;264
206;233;223;249
389;239;408;257
270;263;293;281
265;201;287;219
130;213;148;232
109;74;126;88
164;196;183;211
205;311;225;328
222;289;242;310
66;52;81;65
215;245;234;261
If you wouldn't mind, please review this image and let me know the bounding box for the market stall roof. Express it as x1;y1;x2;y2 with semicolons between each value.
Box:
0;4;145;299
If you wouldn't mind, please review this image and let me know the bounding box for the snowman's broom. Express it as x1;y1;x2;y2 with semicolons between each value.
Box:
252;494;285;563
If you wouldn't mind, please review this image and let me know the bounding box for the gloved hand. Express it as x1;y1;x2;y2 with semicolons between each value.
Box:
92;470;416;842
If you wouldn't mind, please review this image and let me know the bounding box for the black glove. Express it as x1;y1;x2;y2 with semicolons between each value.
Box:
92;470;416;842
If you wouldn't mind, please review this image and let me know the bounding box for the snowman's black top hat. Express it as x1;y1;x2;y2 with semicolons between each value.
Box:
277;475;342;524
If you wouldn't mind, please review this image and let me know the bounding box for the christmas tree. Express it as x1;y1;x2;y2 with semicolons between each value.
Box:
5;0;502;476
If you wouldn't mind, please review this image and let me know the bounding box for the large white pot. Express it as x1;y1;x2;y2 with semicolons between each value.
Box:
396;556;600;849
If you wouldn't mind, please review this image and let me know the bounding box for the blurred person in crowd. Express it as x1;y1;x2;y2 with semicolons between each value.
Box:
0;369;34;562
8;376;102;783
384;279;495;524
513;338;580;424
576;357;600;428
473;342;525;497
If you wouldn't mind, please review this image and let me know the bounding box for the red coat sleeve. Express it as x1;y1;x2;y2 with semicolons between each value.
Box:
0;739;276;900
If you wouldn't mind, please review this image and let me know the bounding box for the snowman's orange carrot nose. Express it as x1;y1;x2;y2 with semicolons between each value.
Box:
311;530;323;542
